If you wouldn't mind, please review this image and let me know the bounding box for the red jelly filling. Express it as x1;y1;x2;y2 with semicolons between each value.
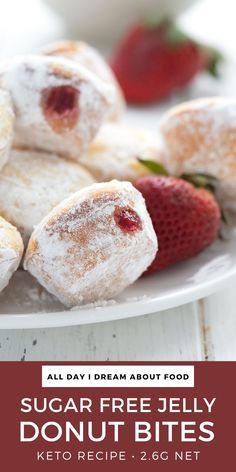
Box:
41;85;79;132
114;207;142;233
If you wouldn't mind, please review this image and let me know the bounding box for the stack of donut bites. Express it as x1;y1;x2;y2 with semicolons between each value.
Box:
0;41;233;307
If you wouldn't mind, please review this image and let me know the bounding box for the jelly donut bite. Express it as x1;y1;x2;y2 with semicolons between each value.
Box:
0;55;115;160
42;40;125;121
80;123;164;182
0;148;95;244
24;181;157;306
0;89;14;170
161;97;236;212
0;216;23;292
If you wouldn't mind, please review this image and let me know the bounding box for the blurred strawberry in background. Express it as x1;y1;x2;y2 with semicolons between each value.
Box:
110;18;221;104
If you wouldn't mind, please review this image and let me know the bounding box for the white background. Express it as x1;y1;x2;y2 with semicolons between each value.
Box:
0;0;236;57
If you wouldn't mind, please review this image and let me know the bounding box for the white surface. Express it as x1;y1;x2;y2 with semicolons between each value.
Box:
0;292;235;360
1;231;236;329
44;0;198;43
0;0;236;359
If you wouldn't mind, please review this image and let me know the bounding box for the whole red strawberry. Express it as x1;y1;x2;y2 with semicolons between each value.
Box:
134;175;221;274
110;18;220;104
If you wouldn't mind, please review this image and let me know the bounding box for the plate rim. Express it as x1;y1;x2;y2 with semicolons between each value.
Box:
1;263;236;330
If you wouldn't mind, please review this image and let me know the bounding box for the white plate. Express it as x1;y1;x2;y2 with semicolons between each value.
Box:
1;227;236;329
1;62;236;329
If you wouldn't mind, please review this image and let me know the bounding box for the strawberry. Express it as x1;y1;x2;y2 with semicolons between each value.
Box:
134;175;221;274
110;18;221;104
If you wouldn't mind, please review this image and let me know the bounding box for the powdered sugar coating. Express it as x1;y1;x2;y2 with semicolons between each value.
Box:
80;123;164;181
42;40;125;121
24;181;157;307
0;216;23;292
0;55;115;160
0;148;95;244
0;90;14;170
161;97;236;211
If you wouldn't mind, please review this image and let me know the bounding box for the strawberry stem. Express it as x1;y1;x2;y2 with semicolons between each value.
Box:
138;158;169;176
206;47;223;78
143;16;189;46
181;172;218;192
166;23;189;46
143;15;170;31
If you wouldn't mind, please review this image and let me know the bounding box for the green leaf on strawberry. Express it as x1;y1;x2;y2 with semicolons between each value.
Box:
138;158;169;176
181;172;219;192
